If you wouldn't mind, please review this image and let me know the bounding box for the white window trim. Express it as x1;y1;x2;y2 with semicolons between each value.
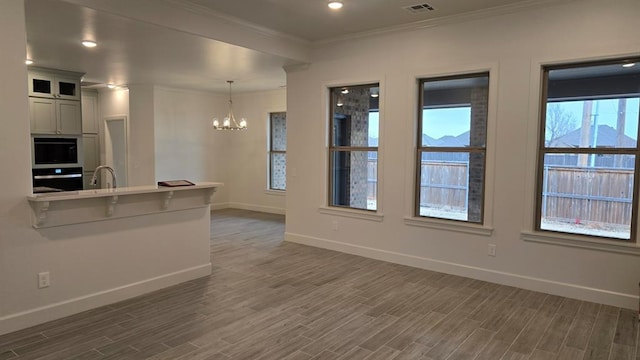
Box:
521;54;640;250
521;231;640;256
318;206;384;222
404;216;493;236
264;189;286;196
321;77;386;214
404;63;499;234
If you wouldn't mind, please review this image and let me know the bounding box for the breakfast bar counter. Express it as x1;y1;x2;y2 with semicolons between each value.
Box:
27;182;223;228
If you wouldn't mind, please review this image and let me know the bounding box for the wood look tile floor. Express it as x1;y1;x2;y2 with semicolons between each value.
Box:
1;209;638;360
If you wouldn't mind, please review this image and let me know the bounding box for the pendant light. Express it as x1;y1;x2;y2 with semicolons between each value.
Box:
213;80;247;130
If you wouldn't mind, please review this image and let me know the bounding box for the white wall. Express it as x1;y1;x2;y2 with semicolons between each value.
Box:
149;86;286;211
228;89;287;214
128;85;157;186
153;86;231;204
0;2;212;335
285;0;640;309
96;85;287;210
0;0;34;330
98;88;130;185
99;89;129;125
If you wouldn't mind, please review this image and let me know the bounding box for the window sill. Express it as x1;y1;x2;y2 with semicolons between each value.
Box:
404;217;493;236
520;230;640;256
318;206;384;222
264;189;286;196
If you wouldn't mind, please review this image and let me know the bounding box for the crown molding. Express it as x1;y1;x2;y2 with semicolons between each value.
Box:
164;0;310;47
283;63;311;74
314;0;579;46
60;0;311;62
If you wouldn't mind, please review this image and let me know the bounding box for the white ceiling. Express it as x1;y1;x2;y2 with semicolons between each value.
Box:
181;0;546;42
23;0;561;93
24;0;295;93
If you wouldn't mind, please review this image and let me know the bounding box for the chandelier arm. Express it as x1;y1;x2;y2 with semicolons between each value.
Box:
213;80;247;130
228;96;239;127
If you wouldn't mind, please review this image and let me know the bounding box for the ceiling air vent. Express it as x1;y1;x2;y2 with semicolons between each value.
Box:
403;3;435;13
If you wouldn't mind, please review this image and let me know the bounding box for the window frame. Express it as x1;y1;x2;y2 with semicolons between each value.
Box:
327;83;380;212
415;72;490;224
268;111;286;192
534;57;640;242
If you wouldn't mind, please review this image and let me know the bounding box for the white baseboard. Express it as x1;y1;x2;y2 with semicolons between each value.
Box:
214;202;285;215
211;202;231;210
285;232;638;310
0;263;212;336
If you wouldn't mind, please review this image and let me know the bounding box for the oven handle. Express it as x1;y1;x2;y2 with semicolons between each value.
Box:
33;174;82;179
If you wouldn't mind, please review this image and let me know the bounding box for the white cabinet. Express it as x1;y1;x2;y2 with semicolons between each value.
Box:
28;68;83;135
81;91;100;188
83;135;99;170
29;98;82;135
58;100;82;134
83;134;99;174
81;91;99;134
28;71;81;100
28;98;56;134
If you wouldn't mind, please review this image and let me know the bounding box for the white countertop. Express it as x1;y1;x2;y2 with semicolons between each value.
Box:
28;182;223;202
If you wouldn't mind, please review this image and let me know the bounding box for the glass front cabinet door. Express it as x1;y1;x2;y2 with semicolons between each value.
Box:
28;71;80;100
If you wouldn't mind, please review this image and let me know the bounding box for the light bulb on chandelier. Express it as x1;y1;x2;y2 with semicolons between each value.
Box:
213;80;248;131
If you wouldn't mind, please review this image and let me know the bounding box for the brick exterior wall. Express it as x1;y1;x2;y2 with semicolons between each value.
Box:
468;86;488;222
333;87;373;209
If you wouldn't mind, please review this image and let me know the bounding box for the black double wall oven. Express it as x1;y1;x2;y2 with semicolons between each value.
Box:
32;136;83;193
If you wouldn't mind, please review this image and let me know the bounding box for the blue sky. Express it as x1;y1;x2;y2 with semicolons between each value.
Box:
367;98;640;140
550;98;639;139
422;107;472;139
368;111;379;140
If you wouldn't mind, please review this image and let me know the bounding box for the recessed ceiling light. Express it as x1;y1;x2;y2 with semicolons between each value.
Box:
622;63;636;68
328;1;343;10
25;59;33;65
341;89;349;94
82;40;97;48
371;93;379;98
107;84;117;89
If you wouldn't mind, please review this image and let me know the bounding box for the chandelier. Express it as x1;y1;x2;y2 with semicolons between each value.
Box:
213;80;247;130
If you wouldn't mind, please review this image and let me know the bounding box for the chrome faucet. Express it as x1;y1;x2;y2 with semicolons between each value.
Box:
90;165;118;189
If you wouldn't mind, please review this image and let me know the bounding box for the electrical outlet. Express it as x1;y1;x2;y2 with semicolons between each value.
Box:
38;272;50;288
331;220;339;231
488;244;497;257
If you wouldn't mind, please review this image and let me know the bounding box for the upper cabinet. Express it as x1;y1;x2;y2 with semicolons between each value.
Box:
29;98;82;134
28;70;81;100
28;67;84;135
81;91;99;134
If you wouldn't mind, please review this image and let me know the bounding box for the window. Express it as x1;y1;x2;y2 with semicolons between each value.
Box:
329;83;379;211
269;112;286;191
537;58;640;240
417;73;489;223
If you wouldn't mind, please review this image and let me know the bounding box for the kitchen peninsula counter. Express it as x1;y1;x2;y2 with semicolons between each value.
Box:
10;182;222;333
27;182;222;228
